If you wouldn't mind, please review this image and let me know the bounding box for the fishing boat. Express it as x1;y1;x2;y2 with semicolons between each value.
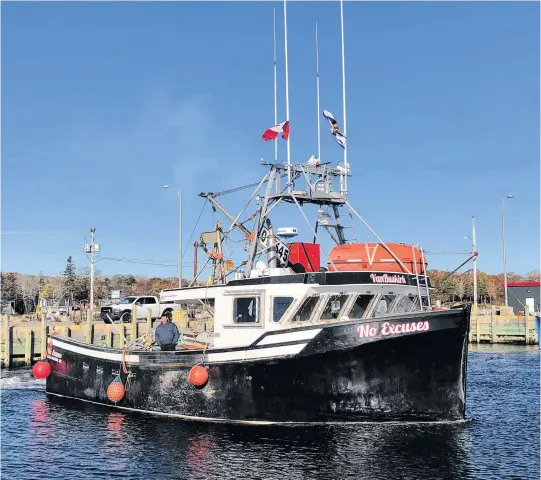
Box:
41;157;470;423
39;2;470;424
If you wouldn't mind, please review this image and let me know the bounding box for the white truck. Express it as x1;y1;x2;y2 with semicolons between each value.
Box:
100;295;180;323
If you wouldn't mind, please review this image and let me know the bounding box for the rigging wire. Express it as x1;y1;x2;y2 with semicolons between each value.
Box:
210;181;267;197
182;198;208;259
424;251;471;255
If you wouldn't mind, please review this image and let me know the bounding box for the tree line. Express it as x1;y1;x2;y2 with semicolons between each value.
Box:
1;256;539;314
0;256;179;314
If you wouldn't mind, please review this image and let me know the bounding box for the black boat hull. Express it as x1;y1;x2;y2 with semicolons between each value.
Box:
45;308;470;423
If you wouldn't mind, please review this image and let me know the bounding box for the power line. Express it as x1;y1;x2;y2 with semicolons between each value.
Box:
98;256;177;267
1;230;87;236
98;256;246;267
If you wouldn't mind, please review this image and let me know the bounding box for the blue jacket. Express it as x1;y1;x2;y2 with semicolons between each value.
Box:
155;321;180;346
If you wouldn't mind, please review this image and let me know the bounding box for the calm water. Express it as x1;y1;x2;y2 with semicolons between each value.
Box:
1;345;539;480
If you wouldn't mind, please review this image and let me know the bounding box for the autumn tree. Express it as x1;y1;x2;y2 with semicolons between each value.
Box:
96;277;111;299
442;276;464;302
526;270;541;282
40;283;55;299
19;275;41;312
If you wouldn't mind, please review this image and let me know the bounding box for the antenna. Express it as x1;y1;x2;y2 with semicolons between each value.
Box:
315;22;321;162
283;0;291;190
339;0;348;196
273;8;278;164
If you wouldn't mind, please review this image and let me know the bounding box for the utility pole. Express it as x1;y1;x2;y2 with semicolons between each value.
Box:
90;228;95;310
84;228;99;310
501;195;514;307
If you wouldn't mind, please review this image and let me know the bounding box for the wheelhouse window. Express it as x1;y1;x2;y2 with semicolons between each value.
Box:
273;297;294;322
320;294;348;321
394;295;418;314
292;296;319;322
349;295;373;319
374;295;396;317
234;297;260;323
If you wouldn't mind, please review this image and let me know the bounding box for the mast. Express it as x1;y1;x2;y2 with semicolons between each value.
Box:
283;0;292;190
472;216;478;311
315;22;321;162
339;0;348;196
273;8;278;164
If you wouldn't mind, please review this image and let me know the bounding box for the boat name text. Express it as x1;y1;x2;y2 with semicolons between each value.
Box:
356;321;430;338
47;349;63;362
369;273;407;284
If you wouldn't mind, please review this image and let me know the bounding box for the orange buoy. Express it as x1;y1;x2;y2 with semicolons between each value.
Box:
107;376;125;402
32;360;52;379
188;365;209;387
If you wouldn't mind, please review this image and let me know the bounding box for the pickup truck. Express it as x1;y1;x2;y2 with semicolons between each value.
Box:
100;295;180;323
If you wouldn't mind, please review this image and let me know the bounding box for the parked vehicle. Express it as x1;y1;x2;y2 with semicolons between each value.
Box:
99;295;179;323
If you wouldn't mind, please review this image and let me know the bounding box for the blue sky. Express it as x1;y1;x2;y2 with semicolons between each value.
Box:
1;1;539;278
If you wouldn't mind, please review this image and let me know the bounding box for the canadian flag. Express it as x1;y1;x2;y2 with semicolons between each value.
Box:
262;121;290;142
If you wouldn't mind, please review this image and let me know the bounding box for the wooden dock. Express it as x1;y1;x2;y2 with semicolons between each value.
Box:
1;305;538;368
0;306;197;368
469;305;539;345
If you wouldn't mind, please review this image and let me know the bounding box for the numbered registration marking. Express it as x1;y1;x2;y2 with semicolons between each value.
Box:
258;226;291;266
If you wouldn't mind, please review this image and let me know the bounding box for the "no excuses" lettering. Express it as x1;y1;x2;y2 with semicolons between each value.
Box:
356;320;430;338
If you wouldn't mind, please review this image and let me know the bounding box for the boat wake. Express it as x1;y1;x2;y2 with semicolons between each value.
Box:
1;370;45;391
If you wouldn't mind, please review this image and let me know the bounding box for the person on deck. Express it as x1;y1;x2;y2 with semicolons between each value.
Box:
155;313;180;351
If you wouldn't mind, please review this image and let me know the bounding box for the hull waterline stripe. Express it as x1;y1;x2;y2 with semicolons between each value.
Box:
255;328;322;346
51;338;140;363
45;392;471;426
207;343;307;363
51;337;307;364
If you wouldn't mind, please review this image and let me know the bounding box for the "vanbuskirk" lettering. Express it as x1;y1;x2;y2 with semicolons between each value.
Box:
369;273;407;284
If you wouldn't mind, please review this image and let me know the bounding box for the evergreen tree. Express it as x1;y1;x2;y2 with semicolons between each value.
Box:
62;256;78;301
0;272;23;313
1;273;21;303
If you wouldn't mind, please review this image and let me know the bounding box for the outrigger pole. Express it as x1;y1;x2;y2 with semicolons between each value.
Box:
273;8;278;164
315;21;321;162
339;0;348;197
283;0;292;190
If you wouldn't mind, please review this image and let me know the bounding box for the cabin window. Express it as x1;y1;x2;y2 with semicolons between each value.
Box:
394;295;417;314
273;297;294;322
320;294;348;320
144;297;157;304
349;295;373;319
185;299;215;320
292;296;319;322
234;297;260;323
374;295;396;317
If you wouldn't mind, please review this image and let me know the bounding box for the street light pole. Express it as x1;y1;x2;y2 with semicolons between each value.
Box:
162;185;183;288
501;195;514;307
178;189;182;288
